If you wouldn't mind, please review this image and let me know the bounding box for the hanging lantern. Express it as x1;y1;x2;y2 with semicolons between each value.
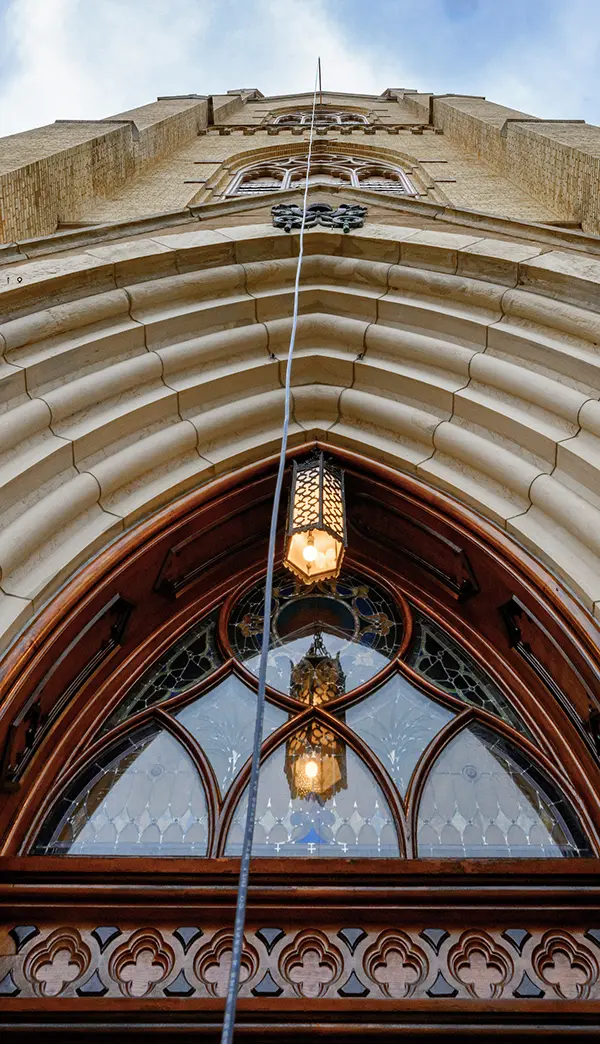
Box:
289;630;346;707
285;720;347;804
285;630;347;804
283;452;347;585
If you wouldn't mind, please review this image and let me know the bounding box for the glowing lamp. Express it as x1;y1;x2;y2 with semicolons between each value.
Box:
285;631;347;804
285;720;347;804
283;453;347;585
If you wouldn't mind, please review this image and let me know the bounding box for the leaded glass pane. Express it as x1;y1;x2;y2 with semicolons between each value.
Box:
175;675;287;795
34;727;208;856
408;611;531;738
346;674;455;795
225;729;399;857
229;571;402;696
417;723;591;858
101;611;221;734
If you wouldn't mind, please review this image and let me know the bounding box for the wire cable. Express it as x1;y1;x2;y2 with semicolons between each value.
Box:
219;58;321;1044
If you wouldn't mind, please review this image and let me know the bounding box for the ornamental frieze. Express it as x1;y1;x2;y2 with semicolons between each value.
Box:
3;921;600;1002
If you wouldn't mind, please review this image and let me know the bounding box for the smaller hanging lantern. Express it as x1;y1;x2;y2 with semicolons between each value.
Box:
289;630;346;707
285;721;347;805
283;452;347;585
285;630;347;804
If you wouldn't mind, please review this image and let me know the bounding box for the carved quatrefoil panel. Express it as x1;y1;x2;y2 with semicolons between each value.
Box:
4;923;600;1001
194;929;260;997
23;928;91;997
363;930;429;998
109;928;175;998
279;930;344;998
447;931;514;999
532;931;599;1000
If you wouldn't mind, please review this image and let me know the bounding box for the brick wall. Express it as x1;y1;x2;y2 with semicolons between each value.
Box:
431;96;600;234
0;98;208;242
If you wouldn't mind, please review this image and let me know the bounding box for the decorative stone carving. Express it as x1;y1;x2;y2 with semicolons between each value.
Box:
109;928;175;998
194;929;259;997
272;202;367;233
363;930;429;999
532;931;599;1000
447;931;514;999
24;927;91;997
279;929;344;998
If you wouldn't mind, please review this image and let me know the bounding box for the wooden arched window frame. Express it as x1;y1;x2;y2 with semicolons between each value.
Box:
2;448;600;867
27;561;593;861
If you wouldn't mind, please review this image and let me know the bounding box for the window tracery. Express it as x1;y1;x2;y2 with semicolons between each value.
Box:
272;110;369;126
34;569;592;861
227;154;416;198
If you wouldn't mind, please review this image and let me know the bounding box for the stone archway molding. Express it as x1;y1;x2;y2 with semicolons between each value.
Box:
2;218;600;657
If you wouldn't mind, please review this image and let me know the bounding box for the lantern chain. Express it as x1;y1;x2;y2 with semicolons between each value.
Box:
220;57;322;1044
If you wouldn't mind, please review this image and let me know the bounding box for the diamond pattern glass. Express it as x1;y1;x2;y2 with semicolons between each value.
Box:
101;611;221;734
417;723;592;858
346;674;455;796
34;727;209;856
408;611;532;738
225;734;399;858
175;675;287;795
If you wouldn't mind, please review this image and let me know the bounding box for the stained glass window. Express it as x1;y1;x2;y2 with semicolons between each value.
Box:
101;611;221;734
225;729;399;857
346;674;455;796
417;723;592;858
34;568;593;861
35;727;209;856
227;155;416;198
229;570;402;696
408;611;531;738
175;675;287;795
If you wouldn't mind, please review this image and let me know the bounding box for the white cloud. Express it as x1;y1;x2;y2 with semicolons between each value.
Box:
475;0;600;123
0;0;410;137
0;0;598;139
0;0;217;136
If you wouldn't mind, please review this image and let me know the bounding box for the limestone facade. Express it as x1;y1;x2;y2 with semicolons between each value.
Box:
3;88;600;243
2;88;600;660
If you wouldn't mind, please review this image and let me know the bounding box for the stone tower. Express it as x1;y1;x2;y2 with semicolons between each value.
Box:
2;89;600;1039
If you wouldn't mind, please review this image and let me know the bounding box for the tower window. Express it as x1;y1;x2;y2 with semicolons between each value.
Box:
272;110;369;126
227;154;416;198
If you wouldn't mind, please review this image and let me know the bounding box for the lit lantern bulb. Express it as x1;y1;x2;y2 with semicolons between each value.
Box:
302;539;318;563
305;758;319;780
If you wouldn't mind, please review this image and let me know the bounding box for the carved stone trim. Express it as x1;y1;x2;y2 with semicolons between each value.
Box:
5;920;600;1004
272;202;367;233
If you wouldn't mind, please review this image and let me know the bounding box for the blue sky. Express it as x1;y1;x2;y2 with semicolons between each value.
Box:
0;0;598;137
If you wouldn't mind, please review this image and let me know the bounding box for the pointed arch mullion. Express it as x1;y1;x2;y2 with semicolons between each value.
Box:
316;706;407;856
407;709;600;859
154;709;220;856
214;707;314;854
